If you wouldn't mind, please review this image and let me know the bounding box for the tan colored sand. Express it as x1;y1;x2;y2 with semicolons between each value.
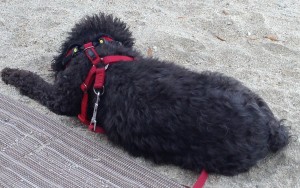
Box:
0;0;299;187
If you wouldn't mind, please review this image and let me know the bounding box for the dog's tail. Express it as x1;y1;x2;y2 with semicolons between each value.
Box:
268;119;290;152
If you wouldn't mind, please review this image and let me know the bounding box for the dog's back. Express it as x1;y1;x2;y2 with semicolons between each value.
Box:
100;60;290;175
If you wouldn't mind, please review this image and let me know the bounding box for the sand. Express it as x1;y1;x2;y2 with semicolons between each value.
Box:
0;0;299;187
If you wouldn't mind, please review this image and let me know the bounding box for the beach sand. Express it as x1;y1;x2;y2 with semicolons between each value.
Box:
0;0;299;187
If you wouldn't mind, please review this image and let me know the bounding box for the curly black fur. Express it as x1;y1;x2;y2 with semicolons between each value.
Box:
1;13;289;176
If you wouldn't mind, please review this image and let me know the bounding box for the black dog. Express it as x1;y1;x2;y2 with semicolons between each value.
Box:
1;13;289;176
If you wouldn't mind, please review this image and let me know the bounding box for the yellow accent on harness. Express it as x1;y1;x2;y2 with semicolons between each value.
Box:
73;47;78;53
99;39;104;44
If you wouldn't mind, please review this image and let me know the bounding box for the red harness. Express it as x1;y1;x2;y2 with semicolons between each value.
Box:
63;36;208;188
77;39;134;133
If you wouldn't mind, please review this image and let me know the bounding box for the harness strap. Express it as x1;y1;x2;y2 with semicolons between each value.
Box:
84;42;101;65
94;68;106;89
78;66;105;134
102;55;135;64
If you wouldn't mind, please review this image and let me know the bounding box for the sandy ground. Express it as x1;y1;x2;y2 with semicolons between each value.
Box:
0;0;299;187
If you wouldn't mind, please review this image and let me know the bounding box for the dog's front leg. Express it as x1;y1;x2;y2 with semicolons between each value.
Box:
1;68;81;115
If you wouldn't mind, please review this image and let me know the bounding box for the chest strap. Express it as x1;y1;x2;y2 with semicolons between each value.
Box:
77;42;134;133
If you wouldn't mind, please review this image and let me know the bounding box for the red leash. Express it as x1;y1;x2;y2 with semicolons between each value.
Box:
193;170;208;188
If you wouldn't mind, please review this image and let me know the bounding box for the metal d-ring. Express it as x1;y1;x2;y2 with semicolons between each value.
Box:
93;86;105;96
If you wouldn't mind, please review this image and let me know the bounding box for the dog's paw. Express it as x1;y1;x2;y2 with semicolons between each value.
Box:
1;67;20;84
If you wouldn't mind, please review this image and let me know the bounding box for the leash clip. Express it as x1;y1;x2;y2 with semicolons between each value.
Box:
90;90;101;131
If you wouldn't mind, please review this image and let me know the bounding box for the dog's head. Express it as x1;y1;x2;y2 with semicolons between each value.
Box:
52;13;135;73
